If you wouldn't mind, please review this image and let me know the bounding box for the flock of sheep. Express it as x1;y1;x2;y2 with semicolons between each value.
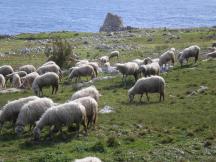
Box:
0;44;210;162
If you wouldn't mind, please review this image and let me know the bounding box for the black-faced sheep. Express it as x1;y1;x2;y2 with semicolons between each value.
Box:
69;65;96;82
33;102;87;140
116;62;139;84
20;72;39;89
159;48;175;66
72;96;98;128
0;96;39;130
19;65;36;74
0;74;6;89
71;85;101;102
0;65;14;77
178;45;200;66
32;72;59;96
139;62;160;77
128;76;165;103
15;97;55;135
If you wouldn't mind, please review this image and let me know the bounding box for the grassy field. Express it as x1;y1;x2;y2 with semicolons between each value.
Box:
0;28;216;162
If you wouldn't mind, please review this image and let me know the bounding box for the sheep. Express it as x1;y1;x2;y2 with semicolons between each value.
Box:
128;76;165;103
71;85;101;102
33;102;87;140
69;65;96;82
99;56;109;64
75;60;89;67
206;51;216;58
143;57;152;65
116;62;139;84
41;61;57;66
12;74;22;88
74;157;102;162
19;65;36;74
0;74;6;89
109;50;119;60
88;62;99;77
0;96;39;130
159;48;175;66
15;97;55;136
72;96;98;128
178;45;200;66
139;62;160;77
6;71;27;83
0;65;14;77
32;72;59;96
20;72;39;89
37;64;62;78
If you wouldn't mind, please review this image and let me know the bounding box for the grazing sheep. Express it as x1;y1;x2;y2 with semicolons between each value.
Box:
19;65;36;74
159;48;175;66
74;157;102;162
33;102;87;140
0;65;14;77
71;85;101;102
109;50;119;59
88;62;99;77
15;97;55;135
116;62;139;84
32;72;59;96
37;64;62;77
12;74;22;88
6;71;27;83
178;45;200;66
20;72;39;89
72;96;98;128
0;74;6;89
69;65;96;82
128;76;165;103
139;62;160;77
206;51;216;58
0;96;39;130
99;56;109;64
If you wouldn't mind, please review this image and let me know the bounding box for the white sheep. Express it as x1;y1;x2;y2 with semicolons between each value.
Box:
71;85;101;102
88;62;99;77
15;97;55;135
159;48;175;66
74;157;102;162
33;102;87;140
0;74;6;89
37;64;62;78
143;57;152;65
178;45;200;66
116;62;139;84
72;96;98;128
20;72;39;89
109;50;120;60
19;65;36;74
99;56;109;64
69;65;96;82
12;74;22;88
0;65;14;77
139;62;160;77
0;96;39;130
128;76;165;103
32;72;59;96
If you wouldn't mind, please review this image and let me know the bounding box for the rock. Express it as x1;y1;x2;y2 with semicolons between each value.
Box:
99;105;115;114
99;13;124;32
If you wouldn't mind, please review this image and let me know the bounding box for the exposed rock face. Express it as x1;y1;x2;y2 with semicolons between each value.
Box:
99;13;124;32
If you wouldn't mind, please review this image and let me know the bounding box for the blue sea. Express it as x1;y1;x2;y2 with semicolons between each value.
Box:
0;0;216;35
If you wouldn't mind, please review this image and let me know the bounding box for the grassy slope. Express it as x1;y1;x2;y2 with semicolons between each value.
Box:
0;28;216;161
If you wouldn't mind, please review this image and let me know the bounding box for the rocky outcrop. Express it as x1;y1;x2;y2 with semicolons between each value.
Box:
99;13;124;32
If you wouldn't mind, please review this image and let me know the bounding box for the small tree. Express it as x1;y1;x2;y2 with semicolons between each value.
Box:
45;39;77;68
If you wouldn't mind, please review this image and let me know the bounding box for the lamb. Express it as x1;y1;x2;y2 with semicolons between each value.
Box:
20;72;39;89
36;64;62;77
99;56;109;64
74;157;102;162
32;72;59;96
109;50;119;59
33;102;87;140
159;48;175;66
12;74;22;88
6;71;27;83
69;65;96;82
139;62;160;77
71;85;101;102
0;65;14;77
72;97;98;128
15;97;55;135
116;62;139;84
0;74;6;89
19;65;36;74
128;76;165;103
178;45;200;66
0;96;39;130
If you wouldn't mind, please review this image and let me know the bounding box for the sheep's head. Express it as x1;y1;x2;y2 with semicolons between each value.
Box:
128;88;134;103
33;127;40;140
15;125;24;136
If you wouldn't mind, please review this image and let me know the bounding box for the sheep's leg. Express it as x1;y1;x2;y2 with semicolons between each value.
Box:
55;84;58;94
140;94;143;102
75;123;80;137
93;115;97;130
82;120;88;136
195;55;198;63
51;86;54;95
146;92;149;102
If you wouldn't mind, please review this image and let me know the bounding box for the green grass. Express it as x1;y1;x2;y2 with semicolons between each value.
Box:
0;28;216;161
